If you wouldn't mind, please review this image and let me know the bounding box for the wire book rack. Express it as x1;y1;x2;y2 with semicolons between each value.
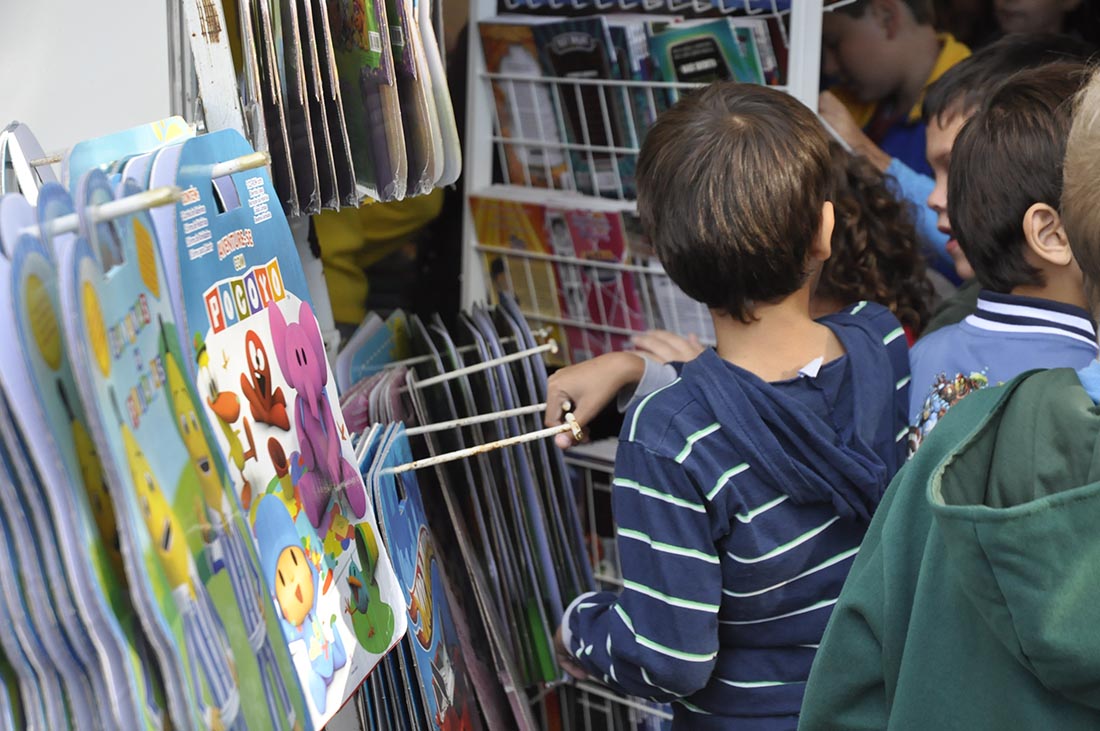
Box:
461;1;835;361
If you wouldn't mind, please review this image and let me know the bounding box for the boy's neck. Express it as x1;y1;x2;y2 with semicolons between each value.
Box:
891;25;941;120
712;290;846;383
1009;279;1090;313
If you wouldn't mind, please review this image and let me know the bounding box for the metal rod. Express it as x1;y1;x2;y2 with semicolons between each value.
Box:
23;185;184;239
211;150;271;177
385;414;582;475
405;403;547;437
506;310;643;340
571;681;675;720
28;153;62;167
406;340;558;391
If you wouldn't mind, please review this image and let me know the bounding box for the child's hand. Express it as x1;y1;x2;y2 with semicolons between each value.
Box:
545;352;646;448
554;625;589;680
819;91;892;173
631;330;705;364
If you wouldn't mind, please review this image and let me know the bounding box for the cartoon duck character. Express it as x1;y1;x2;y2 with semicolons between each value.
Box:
345;522;395;654
196;333;258;507
241;330;290;431
162;336;296;731
268;301;363;533
119;418;246;730
254;496;348;715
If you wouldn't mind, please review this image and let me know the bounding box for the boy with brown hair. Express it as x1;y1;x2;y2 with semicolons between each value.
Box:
819;0;970;275
920;32;1096;325
549;81;910;730
906;61;1097;449
799;64;1100;731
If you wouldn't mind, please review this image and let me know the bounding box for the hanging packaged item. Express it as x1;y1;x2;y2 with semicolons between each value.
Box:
254;0;302;215
0;191;170;730
165;129;407;727
403;333;539;731
297;0;340;209
367;423;483;731
311;0;359;205
329;0;408;201
417;0;461;187
0;192;111;731
275;0;323;213
55;175;309;730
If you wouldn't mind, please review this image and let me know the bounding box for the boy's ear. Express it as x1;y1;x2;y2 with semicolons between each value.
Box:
811;201;835;262
872;0;902;39
1023;202;1072;267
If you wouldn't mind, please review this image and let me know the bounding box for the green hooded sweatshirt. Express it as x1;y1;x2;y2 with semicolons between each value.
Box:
799;367;1100;730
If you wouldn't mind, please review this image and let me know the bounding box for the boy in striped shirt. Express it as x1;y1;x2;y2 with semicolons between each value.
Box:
548;82;910;730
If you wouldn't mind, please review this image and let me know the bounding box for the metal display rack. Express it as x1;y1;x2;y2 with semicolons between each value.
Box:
460;1;832;349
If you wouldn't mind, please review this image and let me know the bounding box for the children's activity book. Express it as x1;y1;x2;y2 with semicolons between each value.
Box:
168;129;407;728
56;175;308;731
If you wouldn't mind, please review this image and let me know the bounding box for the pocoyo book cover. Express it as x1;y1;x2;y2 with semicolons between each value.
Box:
58;177;308;731
170;129;406;728
369;424;482;731
1;189;168;730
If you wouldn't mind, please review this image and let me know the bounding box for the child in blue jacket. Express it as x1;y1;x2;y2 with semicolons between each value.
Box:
547;82;910;731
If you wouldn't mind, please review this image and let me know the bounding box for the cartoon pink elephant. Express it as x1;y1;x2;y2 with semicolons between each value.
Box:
268;300;366;532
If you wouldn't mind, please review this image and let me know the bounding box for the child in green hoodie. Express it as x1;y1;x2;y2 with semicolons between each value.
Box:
798;63;1100;731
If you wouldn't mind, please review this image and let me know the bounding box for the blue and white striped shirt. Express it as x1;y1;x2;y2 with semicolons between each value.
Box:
562;303;910;730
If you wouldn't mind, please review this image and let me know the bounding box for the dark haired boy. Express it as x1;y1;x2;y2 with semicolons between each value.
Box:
920;33;1097;329
549;82;910;730
818;0;969;274
799;66;1100;731
906;62;1096;449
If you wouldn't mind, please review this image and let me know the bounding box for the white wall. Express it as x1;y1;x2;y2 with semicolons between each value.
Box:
0;0;172;153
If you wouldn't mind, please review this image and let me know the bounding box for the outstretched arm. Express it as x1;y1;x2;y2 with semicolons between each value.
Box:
556;442;721;701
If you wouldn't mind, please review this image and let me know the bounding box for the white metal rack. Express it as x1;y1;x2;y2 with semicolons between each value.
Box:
461;0;828;337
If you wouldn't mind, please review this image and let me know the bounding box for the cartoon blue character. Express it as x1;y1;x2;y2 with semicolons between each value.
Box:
254;496;348;714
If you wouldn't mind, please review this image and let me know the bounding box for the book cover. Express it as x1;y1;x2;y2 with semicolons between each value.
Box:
531;17;635;197
648;18;765;103
478;19;570;189
169;130;408;727
57;175;310;730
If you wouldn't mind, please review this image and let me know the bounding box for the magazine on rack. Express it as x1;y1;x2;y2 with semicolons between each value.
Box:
469;186;647;363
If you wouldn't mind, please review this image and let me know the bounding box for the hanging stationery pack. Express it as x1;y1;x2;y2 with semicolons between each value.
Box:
0;119;428;731
0;116;602;731
182;0;461;210
332;295;595;731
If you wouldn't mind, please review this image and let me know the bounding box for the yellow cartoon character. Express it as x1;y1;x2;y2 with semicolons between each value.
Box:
162;329;296;730
117;412;246;731
58;379;124;573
